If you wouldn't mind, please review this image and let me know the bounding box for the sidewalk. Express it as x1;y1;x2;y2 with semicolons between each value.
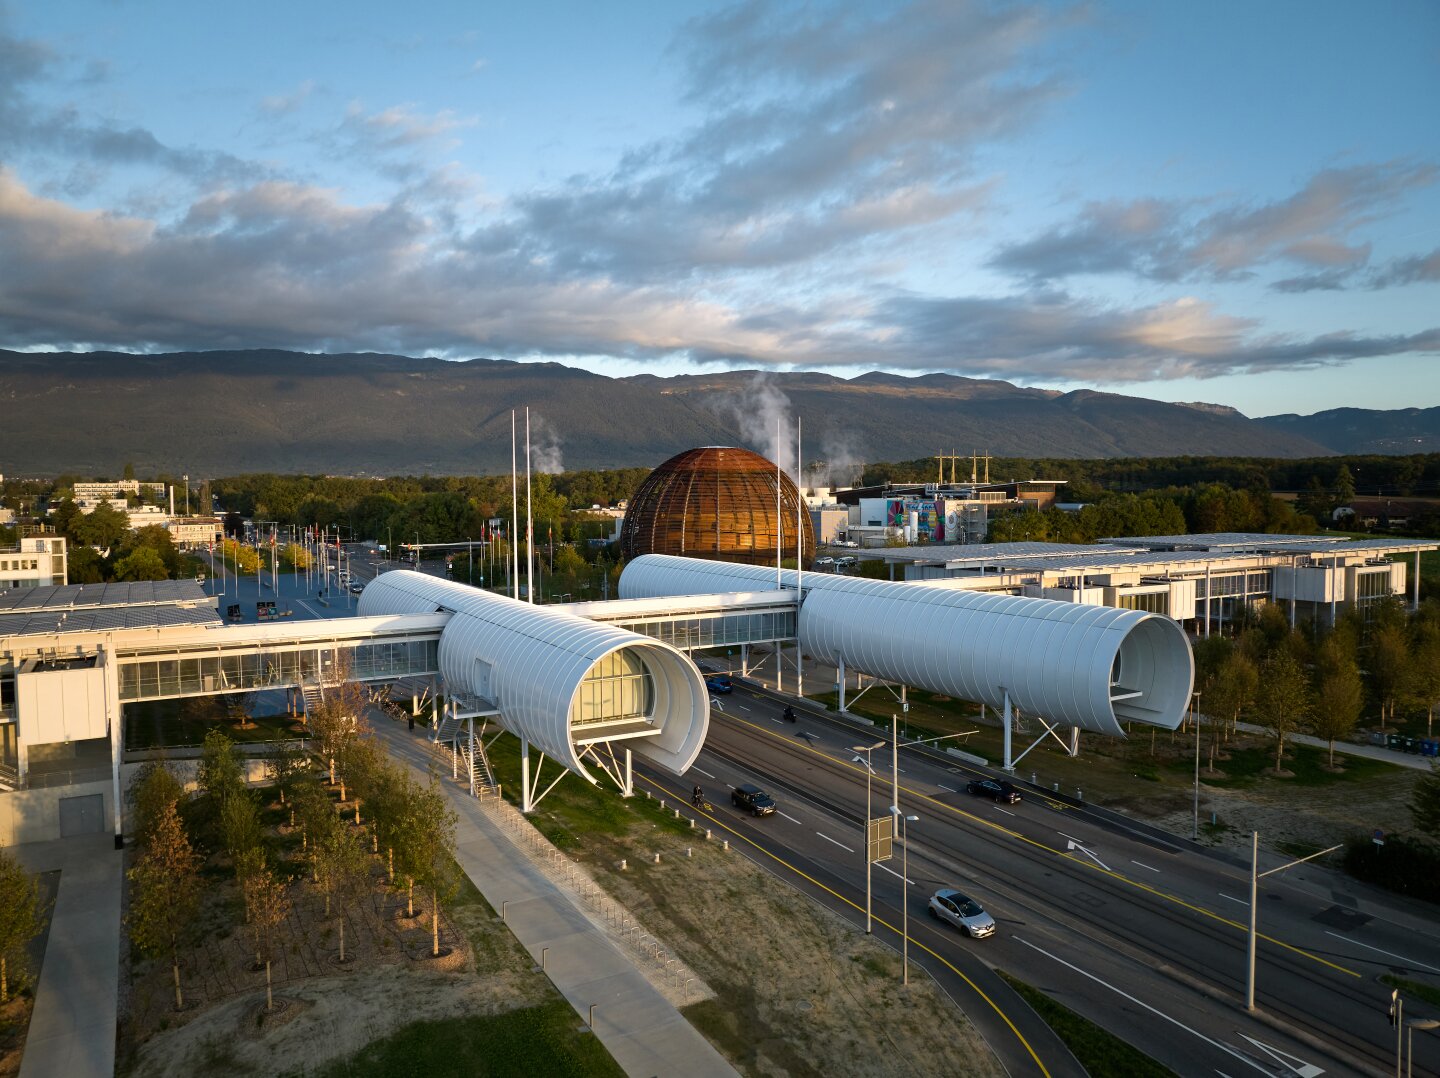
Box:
15;833;122;1078
1234;722;1436;771
369;717;737;1078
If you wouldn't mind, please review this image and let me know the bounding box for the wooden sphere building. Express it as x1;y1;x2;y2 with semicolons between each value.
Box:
620;447;815;567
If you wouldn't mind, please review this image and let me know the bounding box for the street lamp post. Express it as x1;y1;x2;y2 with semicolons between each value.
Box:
1246;831;1342;1010
1406;1017;1439;1078
1192;691;1202;841
850;741;885;934
897;812;918;985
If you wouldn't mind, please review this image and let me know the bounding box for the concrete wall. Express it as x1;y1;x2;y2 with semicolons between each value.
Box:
0;779;113;846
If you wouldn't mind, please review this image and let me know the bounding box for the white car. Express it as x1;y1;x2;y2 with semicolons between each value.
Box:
927;889;996;938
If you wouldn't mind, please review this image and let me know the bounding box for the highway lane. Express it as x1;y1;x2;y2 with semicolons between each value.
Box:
670;686;1437;1076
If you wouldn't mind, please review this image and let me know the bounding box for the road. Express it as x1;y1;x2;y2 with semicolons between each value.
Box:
645;681;1440;1078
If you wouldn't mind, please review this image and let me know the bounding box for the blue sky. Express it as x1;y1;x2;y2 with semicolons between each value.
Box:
1;0;1436;417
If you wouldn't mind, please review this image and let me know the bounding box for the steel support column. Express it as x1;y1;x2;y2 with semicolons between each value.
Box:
1001;689;1013;772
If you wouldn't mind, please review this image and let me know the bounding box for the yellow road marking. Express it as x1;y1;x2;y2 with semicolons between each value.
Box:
640;771;1053;1078
717;713;1360;979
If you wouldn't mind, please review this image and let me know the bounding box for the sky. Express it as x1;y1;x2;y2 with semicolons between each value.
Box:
1;0;1437;418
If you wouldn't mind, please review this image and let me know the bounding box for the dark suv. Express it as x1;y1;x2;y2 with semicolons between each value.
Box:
731;784;776;816
966;778;1021;804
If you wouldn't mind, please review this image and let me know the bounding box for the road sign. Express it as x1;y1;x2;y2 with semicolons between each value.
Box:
1373;828;1385;847
867;817;893;863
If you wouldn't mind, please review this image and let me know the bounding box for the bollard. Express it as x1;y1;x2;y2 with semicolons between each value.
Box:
673;808;681;819
618;858;627;871
721;839;729;851
686;847;693;858
659;799;665;810
1076;788;1083;801
705;828;712;841
1031;772;1037;785
645;790;651;800
501;900;508;922
1053;781;1059;792
542;946;549;971
588;1003;596;1031
653;852;662;864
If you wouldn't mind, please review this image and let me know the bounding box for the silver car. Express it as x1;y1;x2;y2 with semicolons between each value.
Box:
928;888;996;939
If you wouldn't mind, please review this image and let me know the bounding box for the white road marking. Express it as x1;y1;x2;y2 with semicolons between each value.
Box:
1059;833;1110;871
816;832;855;853
724;783;735;789
691;766;715;779
1130;860;1160;873
992;806;1016;817
937;784;956;792
1324;931;1440;974
1236;1034;1325;1077
1015;938;1280;1076
1219;893;1249;906
778;811;802;824
874;862;913;885
738;704;751;711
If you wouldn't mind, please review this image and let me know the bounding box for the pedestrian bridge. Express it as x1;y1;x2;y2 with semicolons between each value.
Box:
61;590;799;706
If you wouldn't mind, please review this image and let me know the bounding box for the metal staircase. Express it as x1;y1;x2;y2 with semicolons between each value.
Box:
461;730;500;797
300;683;324;721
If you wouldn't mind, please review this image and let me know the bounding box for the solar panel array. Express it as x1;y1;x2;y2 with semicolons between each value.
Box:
0;580;220;638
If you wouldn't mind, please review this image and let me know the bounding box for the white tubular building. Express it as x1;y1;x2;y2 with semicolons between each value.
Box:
620;555;1193;736
359;572;709;786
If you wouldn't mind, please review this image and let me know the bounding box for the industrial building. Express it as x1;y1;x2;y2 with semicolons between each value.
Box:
805;479;1068;547
849;532;1435;631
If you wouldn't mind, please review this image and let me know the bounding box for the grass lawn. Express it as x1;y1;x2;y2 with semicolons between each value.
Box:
810;683;1414;813
998;971;1175;1078
479;730;697;848
1382;974;1440;1010
286;1000;623;1078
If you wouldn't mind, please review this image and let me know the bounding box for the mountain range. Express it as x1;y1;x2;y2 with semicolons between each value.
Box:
0;349;1429;478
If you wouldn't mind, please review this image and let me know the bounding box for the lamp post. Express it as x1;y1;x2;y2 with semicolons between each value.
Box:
850;741;885;934
1406;1017;1439;1078
895;811;918;985
1192;691;1202;841
1246;831;1342;1010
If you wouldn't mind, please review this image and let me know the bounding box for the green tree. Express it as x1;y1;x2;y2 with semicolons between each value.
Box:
1411;623;1440;738
126;801;201;1010
1312;639;1363;768
396;776;459;956
308;820;367;963
112;546;169;581
241;861;291;1012
1257;651;1312;773
74;500;130;550
197;728;244;807
0;848;41;1002
1368;621;1413;730
264;741;309;811
219;789;264;864
129;762;185;850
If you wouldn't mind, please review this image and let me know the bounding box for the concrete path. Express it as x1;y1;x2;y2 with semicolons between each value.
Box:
15;833;122;1078
371;717;738;1078
1233;722;1437;771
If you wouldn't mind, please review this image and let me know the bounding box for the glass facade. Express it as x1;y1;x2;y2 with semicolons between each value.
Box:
118;637;438;701
1117;591;1169;614
610;608;795;651
571;650;653;728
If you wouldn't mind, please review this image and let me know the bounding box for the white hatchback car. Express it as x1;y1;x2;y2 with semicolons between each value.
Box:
928;889;996;938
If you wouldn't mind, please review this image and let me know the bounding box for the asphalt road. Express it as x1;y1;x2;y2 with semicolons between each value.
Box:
648;681;1440;1078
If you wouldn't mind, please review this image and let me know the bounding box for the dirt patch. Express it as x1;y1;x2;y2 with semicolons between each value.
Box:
502;796;1006;1078
0;997;34;1078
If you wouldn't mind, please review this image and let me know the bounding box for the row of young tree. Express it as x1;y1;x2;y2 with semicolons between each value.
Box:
1192;598;1440;773
126;683;458;1013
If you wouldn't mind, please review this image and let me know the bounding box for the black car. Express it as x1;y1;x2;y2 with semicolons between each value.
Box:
966;778;1021;804
705;674;734;694
731;784;776;816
